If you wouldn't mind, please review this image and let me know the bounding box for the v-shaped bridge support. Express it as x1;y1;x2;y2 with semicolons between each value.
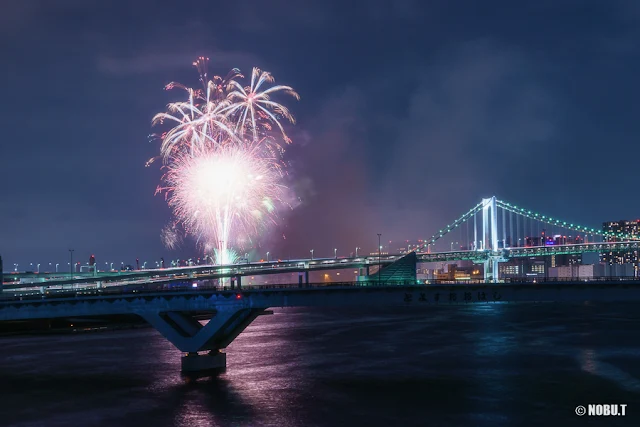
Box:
139;307;272;374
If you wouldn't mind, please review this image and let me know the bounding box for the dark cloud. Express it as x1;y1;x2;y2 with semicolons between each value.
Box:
96;50;260;76
0;0;102;38
277;40;557;253
380;40;555;225
2;0;640;267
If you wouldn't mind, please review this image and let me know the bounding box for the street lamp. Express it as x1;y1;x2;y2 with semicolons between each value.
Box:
355;247;360;257
377;233;382;286
244;253;249;264
310;249;314;260
55;263;59;272
120;262;124;271
69;249;74;278
13;263;17;272
37;263;41;273
142;262;147;269
334;248;337;259
266;251;270;263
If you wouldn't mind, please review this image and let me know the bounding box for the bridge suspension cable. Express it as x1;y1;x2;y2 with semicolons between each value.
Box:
421;202;484;250
496;200;639;241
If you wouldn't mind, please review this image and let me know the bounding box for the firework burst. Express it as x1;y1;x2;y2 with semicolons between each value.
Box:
160;223;182;250
161;142;290;258
223;67;299;143
151;57;299;264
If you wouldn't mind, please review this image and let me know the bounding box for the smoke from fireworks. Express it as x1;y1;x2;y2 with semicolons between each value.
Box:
151;57;299;264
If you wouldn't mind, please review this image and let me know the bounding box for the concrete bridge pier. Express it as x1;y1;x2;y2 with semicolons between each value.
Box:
139;306;272;376
182;351;227;375
298;271;309;287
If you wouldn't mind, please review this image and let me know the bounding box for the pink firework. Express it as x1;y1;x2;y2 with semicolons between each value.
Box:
151;58;299;264
159;141;293;264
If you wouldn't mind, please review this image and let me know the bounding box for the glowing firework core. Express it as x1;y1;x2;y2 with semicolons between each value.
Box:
166;146;284;248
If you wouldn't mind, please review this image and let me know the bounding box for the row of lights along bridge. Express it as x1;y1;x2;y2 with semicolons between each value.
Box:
10;243;390;274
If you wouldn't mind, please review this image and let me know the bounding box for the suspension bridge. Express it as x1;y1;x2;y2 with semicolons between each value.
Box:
2;196;639;292
414;196;639;281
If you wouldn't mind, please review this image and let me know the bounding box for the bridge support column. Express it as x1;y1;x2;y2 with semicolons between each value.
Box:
305;271;309;286
484;254;505;283
139;307;272;376
483;259;498;283
182;351;227;375
482;196;499;251
235;275;242;289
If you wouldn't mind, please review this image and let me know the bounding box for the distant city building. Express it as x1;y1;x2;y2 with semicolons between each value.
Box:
603;263;635;277
601;220;640;275
603;220;640;241
434;263;482;281
499;258;546;278
515;233;585;248
548;264;605;279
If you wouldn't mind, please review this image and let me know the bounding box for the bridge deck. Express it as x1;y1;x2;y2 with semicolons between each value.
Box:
2;281;640;322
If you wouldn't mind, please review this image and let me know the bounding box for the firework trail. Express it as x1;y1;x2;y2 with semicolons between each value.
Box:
151;57;299;264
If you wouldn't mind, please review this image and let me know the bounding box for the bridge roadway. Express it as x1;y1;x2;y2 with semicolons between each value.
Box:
2;255;399;291
2;279;640;375
6;240;640;287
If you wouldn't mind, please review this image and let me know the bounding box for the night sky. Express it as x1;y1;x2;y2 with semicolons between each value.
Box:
2;0;640;268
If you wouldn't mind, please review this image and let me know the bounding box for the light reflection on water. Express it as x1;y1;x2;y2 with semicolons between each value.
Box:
579;348;640;393
1;303;639;426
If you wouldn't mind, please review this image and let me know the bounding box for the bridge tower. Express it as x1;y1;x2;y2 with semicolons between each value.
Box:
480;197;503;282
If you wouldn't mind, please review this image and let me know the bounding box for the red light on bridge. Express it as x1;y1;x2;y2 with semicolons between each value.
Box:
236;294;242;299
